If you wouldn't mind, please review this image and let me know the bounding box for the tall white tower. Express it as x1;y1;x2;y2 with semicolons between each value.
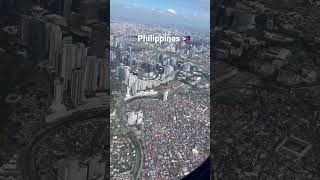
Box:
163;90;169;101
49;79;66;112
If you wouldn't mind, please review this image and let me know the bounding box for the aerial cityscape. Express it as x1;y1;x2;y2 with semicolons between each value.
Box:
110;22;210;180
110;0;210;179
213;0;320;179
3;0;320;179
0;0;109;180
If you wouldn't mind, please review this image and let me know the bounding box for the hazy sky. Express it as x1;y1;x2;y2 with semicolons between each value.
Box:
111;0;210;32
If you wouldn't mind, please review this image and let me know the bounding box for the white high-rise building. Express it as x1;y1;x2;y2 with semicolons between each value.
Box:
48;23;63;71
123;66;131;85
127;111;143;125
49;79;66;112
163;90;169;101
127;111;137;125
61;43;88;89
83;56;108;92
71;68;84;107
137;111;143;125
125;86;131;99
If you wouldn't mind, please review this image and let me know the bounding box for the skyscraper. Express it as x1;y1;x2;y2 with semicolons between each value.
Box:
163;90;169;101
61;43;88;89
49;78;66;112
21;15;46;62
78;0;99;24
90;22;107;58
48;23;63;71
62;0;73;18
83;56;108;92
71;68;84;107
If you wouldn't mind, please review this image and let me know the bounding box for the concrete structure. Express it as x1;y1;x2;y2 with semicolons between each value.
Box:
50;79;66;112
61;43;88;89
127;111;144;125
71;68;84;107
21;15;46;61
163;90;169;101
127;111;137;125
89;23;107;58
83;56;108;92
47;23;63;71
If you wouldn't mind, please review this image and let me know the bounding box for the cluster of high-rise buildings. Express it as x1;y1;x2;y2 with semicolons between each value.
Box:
116;63;174;97
110;21;210;179
110;33;209;97
19;2;108;112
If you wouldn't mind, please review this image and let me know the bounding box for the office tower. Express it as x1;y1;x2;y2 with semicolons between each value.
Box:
71;68;84;107
231;11;255;32
163;90;169;101
131;82;137;96
117;65;125;81
47;67;57;108
78;0;99;24
113;36;119;48
123;66;130;85
31;17;46;61
125;86;131;98
49;78;66;112
127;112;136;125
48;23;63;71
90;22;107;58
137;111;143;125
62;0;73;18
69;12;82;30
83;56;108;92
127;111;143;125
21;15;32;46
164;65;174;78
115;49;121;65
110;51;115;62
21;15;46;62
99;58;109;90
61;43;88;89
